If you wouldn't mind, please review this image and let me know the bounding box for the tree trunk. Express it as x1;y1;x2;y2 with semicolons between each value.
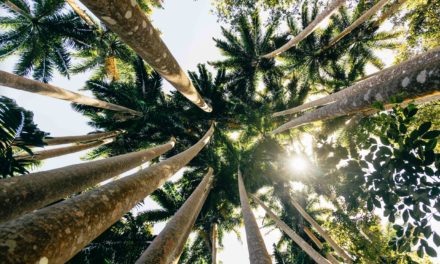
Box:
137;168;214;264
321;0;390;51
0;125;214;264
3;1;32;20
268;59;440;136
289;197;352;263
0;138;175;225
371;0;408;28
212;223;218;264
272;31;440;118
304;227;341;264
248;193;331;264
362;93;440;116
261;0;345;59
238;169;272;264
14;138;115;162
0;70;142;116
65;0;95;27
77;0;212;112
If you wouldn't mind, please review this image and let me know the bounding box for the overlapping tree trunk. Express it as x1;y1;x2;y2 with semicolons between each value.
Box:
321;0;391;51
0;125;214;264
0;71;142;116
14;138;115;162
211;223;219;264
268;59;440;136
272;39;440;117
261;0;346;59
371;0;409;28
0;138;176;224
77;0;212;112
248;193;331;264
238;169;272;264
136;168;214;264
65;0;95;27
289;197;352;263
303;227;340;264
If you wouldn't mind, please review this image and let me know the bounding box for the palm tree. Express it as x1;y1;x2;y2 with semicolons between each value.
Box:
0;0;93;83
64;0;95;27
209;10;282;103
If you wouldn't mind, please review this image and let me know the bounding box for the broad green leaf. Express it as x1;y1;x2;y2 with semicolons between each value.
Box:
422;131;440;140
425;245;437;257
419;122;432;136
434;233;440;247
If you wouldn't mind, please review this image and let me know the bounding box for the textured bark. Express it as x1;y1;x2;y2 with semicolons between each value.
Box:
321;0;390;51
248;193;330;264
3;1;32;20
268;60;440;135
65;0;95;27
304;226;323;249
0;138;175;225
371;0;408;28
14;138;114;162
273;46;440;117
363;93;440;116
212;223;218;264
136;168;214;264
77;0;212;112
289;197;352;263
0;126;213;264
261;0;345;59
238;169;272;264
0;71;142;116
326;253;341;264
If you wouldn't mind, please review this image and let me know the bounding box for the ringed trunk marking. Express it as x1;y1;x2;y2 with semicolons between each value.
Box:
77;0;212;112
0;71;142;116
0;126;213;264
0;138;175;225
248;193;331;264
136;168;214;264
238;169;272;264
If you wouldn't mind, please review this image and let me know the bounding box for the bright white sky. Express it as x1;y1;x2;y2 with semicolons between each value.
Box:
0;0;439;263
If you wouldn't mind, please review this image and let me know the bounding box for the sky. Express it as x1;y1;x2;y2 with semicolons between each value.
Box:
0;0;439;263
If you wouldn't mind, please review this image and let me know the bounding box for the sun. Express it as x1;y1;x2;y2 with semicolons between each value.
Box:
228;132;241;141
290;157;307;171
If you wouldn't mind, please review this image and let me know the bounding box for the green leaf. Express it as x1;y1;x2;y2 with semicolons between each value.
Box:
434;233;440;247
399;123;407;134
367;199;373;212
425;245;437;257
408;108;418;118
411;130;419;140
418;122;432;136
423;226;432;239
417;246;424;258
422;131;440;140
426;139;437;151
403;210;409;223
433;214;440;221
380;136;391;145
393;224;403;230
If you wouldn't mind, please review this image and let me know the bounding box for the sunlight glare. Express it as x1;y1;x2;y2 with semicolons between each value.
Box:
291;157;307;171
228;132;241;141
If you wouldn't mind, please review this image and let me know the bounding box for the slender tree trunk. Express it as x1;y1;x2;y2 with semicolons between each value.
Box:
303;227;341;264
321;0;390;51
371;0;408;28
212;223;218;264
363;93;440;116
268;60;440;136
238;169;272;264
137;168;214;264
289;197;352;263
272;31;440;118
261;0;346;59
65;0;95;27
14;138;115;162
77;0;212;112
3;1;32;20
0;70;142;116
248;193;331;264
0;125;214;264
0;138;175;225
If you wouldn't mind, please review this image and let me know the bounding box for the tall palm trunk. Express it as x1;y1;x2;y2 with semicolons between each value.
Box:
321;0;390;51
0;126;214;264
363;93;440;116
3;0;32;20
261;0;346;59
238;169;272;264
137;168;214;264
371;0;408;28
248;193;331;264
14;138;115;162
0;138;175;225
0;71;142;116
272;46;440;117
303;227;340;264
268;59;440;136
65;0;95;27
77;0;212;112
212;222;218;264
289;197;352;263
